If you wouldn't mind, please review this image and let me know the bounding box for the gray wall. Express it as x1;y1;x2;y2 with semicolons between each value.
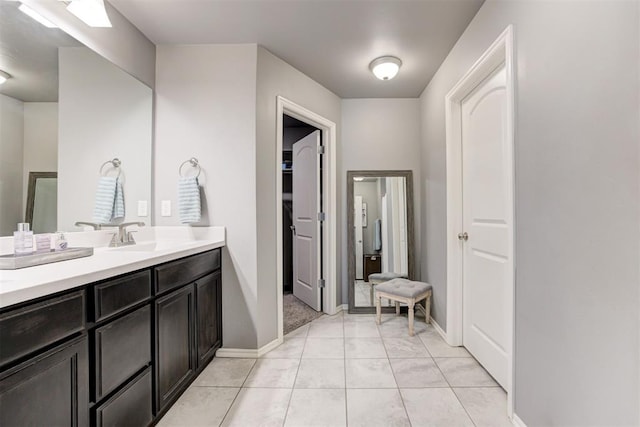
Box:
154;44;259;349
256;46;342;346
0;94;24;236
58;47;152;231
341;98;422;303
419;1;639;425
22;0;155;88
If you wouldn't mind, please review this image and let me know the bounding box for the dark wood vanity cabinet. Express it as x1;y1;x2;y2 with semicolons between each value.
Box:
154;251;222;413
196;271;222;367
155;285;196;411
0;247;222;427
0;335;89;427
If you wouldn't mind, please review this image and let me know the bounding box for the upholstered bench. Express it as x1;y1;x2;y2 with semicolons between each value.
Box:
375;278;432;336
367;272;408;305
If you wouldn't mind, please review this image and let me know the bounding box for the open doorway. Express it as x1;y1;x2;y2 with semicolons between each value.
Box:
282;115;323;334
276;96;338;342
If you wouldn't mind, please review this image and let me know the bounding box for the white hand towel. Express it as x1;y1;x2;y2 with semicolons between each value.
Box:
92;176;117;224
113;178;125;220
178;176;201;224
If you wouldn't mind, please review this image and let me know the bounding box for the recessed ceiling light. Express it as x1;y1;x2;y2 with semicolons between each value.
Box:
18;3;58;28
369;56;402;81
0;70;12;85
66;0;112;28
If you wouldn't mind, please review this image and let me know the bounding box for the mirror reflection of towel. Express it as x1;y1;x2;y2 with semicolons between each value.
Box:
375;218;382;251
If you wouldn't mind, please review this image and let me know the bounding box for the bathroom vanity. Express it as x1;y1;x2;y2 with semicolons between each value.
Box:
0;229;224;426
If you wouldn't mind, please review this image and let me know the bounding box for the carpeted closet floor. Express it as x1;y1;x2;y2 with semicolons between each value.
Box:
283;293;323;335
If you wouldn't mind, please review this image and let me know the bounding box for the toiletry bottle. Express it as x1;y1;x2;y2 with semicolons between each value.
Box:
14;223;34;255
54;232;68;251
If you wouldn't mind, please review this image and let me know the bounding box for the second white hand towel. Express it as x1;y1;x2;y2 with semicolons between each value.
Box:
178;176;201;224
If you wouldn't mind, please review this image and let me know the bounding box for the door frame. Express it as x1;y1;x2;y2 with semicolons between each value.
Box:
276;96;338;341
444;25;516;416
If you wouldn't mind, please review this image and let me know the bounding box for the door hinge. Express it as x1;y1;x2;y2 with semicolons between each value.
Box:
318;279;326;288
317;145;325;155
317;212;326;222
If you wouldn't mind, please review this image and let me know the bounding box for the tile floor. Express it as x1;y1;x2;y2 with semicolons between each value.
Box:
158;312;513;427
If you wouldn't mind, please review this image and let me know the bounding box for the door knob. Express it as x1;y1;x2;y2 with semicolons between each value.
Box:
457;232;468;241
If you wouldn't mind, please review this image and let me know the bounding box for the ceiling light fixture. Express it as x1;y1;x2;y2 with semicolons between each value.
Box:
0;70;12;85
18;3;58;28
369;56;402;81
66;0;112;28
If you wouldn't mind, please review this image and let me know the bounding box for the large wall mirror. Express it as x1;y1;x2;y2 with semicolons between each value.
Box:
347;170;415;313
0;1;152;236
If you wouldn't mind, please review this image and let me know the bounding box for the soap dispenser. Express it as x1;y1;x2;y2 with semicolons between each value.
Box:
14;223;34;255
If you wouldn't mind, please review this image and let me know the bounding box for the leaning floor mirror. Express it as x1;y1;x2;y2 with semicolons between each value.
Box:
347;170;415;313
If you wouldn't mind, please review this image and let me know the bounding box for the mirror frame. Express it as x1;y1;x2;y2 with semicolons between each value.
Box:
347;170;415;314
25;171;57;228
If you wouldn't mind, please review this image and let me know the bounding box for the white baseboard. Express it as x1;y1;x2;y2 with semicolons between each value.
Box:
511;413;527;427
216;337;284;358
430;317;448;341
335;304;348;313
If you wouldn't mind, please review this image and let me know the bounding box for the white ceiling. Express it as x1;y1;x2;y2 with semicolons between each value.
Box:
0;1;81;102
109;0;484;98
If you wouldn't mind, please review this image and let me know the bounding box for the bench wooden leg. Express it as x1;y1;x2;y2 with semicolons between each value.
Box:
408;299;415;336
425;292;432;324
376;293;382;325
395;301;400;315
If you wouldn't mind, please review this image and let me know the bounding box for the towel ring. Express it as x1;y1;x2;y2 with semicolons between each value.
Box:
179;157;201;178
99;158;122;178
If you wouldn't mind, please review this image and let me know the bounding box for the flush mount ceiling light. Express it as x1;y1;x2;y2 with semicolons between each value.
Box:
369;56;402;81
18;3;58;28
0;70;12;85
66;0;112;28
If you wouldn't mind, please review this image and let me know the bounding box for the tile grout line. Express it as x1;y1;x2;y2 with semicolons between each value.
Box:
343;312;349;427
430;348;479;427
281;322;308;427
377;310;413;427
216;357;258;427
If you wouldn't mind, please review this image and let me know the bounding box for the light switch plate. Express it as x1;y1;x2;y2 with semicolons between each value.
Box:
161;200;171;217
137;200;148;217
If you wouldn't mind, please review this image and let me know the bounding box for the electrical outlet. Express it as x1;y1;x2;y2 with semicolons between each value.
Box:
137;200;148;217
161;200;171;217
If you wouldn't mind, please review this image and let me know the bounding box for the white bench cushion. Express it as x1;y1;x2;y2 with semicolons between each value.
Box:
368;272;407;282
375;278;432;299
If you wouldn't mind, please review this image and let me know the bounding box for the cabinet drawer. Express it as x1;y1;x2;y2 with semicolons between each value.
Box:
155;249;220;294
95;304;151;399
0;290;85;367
94;270;151;322
95;367;152;427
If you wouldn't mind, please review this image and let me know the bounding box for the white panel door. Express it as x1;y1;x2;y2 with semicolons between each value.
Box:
461;64;511;389
293;131;321;310
354;195;364;280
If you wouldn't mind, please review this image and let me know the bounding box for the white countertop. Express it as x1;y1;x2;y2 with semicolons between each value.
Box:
0;226;225;309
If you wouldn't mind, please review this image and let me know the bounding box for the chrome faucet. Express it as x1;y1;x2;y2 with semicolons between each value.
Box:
75;221;102;230
103;222;145;247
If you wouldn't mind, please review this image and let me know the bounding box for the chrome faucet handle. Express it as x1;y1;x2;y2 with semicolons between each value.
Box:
75;221;102;230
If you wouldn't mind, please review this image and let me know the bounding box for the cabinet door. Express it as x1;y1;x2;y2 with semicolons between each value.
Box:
195;271;221;368
0;335;89;427
155;285;195;411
